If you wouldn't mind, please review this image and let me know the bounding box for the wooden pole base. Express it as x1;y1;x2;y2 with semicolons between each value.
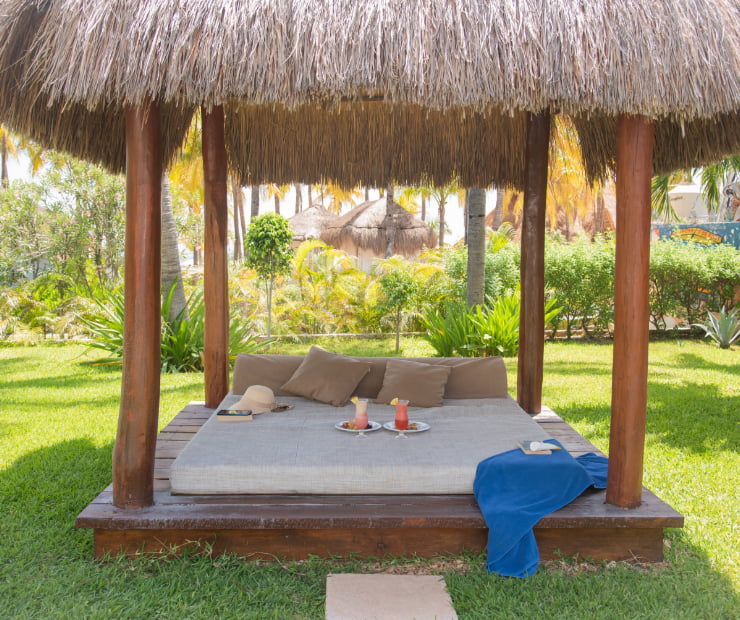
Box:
202;105;230;408
113;102;162;509
517;111;550;414
607;114;654;509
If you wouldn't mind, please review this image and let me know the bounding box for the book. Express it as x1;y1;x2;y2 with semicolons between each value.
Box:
518;440;561;454
217;409;253;422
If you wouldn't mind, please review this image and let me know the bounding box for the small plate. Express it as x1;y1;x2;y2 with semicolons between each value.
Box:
335;420;382;433
382;421;431;433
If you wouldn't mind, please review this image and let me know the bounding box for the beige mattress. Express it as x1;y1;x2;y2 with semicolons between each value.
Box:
169;395;550;495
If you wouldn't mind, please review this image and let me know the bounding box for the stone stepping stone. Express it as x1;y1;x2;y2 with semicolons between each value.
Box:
326;574;458;620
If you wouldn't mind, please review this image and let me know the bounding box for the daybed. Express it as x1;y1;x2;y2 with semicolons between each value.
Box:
170;348;551;495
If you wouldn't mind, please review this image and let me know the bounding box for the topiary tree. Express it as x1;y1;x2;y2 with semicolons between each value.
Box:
378;269;418;352
245;213;293;336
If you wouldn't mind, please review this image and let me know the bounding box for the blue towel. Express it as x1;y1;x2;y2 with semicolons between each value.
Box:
473;440;608;578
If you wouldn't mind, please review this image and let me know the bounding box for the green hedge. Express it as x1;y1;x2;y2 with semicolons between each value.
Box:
544;239;615;338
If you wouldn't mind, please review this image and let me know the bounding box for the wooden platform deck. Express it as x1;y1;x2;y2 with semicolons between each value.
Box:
77;402;683;561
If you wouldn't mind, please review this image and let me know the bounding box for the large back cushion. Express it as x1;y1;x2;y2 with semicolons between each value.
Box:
232;353;508;399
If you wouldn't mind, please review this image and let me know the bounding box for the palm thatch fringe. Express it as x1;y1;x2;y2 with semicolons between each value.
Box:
320;198;436;257
227;101;527;188
574;111;740;182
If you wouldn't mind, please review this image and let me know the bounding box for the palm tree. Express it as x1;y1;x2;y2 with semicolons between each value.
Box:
294;182;303;214
651;156;740;223
466;188;486;307
250;185;260;220
160;176;188;320
231;176;244;262
323;182;363;214
266;183;290;214
547;116;593;240
427;177;461;248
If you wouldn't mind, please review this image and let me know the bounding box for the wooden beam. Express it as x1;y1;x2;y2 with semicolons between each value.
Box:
113;103;162;509
517;111;550;414
202;105;230;408
607;114;654;508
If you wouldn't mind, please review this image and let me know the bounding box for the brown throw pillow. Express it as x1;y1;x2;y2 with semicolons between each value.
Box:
280;346;370;406
232;354;304;396
374;358;452;407
437;356;509;398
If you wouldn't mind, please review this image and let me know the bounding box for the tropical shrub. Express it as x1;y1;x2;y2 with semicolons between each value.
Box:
421;300;478;357
421;292;560;357
79;283;268;371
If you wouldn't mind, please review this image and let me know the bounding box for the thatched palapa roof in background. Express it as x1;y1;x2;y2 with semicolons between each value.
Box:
288;204;338;243
320;198;436;257
0;0;738;186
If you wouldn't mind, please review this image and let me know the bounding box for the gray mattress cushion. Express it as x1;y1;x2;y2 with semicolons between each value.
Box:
169;395;550;495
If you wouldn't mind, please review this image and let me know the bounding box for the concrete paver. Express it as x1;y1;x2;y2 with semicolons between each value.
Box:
326;574;458;620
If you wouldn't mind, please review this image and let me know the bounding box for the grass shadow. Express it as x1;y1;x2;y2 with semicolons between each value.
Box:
0;438;114;560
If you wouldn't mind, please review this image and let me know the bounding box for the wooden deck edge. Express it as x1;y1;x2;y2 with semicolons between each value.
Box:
89;526;666;562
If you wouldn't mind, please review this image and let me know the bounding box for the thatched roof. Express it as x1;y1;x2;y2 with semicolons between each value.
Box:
320;198;437;256
288;204;338;242
0;1;738;185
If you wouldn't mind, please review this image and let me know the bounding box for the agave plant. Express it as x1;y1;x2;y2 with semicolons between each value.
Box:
693;307;740;349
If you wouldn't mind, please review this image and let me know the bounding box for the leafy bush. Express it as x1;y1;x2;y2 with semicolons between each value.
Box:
544;239;614;338
80;282;269;371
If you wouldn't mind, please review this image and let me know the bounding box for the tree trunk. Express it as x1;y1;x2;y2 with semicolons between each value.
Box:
421;195;427;222
1;134;8;188
462;189;469;244
395;308;401;353
294;183;302;214
385;214;398;258
438;199;447;248
492;188;504;229
595;190;605;236
239;185;247;259
160;176;188;321
466;188;486;307
365;187;370;201
250;185;260;220
274;194;280;214
266;279;274;337
231;177;243;262
308;185;313;208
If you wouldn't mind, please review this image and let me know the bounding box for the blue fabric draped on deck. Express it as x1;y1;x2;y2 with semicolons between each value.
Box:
473;440;608;577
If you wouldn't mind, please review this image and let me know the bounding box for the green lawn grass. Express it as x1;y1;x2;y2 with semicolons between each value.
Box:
1;341;738;619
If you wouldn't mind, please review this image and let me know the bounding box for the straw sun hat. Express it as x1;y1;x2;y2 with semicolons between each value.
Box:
232;385;291;414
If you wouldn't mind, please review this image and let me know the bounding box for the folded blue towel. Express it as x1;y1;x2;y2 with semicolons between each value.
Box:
473;439;608;578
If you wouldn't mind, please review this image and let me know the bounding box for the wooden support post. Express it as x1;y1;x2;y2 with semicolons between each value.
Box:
517;111;550;414
607;114;654;508
202;105;230;408
113;103;162;509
